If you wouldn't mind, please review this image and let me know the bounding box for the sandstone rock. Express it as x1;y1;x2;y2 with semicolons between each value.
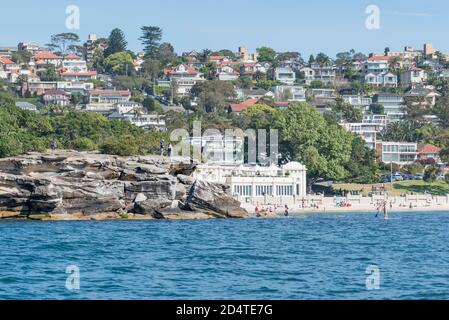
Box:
134;193;147;203
0;151;247;220
133;199;172;217
177;174;195;185
183;180;249;218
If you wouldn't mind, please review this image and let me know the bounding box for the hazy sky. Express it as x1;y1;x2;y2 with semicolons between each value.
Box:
1;0;448;57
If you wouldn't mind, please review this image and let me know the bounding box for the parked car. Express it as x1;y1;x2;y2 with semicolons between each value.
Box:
401;174;414;181
393;173;404;181
413;174;424;180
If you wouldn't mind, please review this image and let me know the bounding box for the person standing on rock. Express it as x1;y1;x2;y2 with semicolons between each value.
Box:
50;140;57;152
167;143;173;158
160;139;165;156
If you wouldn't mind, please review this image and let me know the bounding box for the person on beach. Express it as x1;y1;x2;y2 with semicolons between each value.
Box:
284;205;289;217
255;204;261;217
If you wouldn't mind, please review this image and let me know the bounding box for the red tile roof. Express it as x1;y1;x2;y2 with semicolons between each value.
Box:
64;54;81;59
44;89;69;96
209;55;225;60
418;144;441;154
163;65;198;75
32;52;61;60
230;99;258;112
0;57;15;65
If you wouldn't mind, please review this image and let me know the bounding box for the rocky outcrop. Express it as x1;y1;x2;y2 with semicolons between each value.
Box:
0;151;248;220
181;180;248;218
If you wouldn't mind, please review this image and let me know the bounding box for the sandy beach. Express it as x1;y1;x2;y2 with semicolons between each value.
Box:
242;195;449;215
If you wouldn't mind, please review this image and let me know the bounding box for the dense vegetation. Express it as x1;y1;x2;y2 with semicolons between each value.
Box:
0;93;166;158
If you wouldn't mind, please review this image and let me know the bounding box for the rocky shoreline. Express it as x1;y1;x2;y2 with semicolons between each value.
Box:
0;151;248;221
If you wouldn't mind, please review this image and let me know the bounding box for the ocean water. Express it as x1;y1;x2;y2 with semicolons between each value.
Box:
1;212;449;300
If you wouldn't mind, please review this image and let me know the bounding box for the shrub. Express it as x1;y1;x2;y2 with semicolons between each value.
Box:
423;166;439;183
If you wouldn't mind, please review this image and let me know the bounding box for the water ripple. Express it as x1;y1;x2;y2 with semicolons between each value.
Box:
1;212;449;299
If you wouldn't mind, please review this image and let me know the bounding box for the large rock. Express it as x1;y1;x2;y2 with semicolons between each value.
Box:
183;180;249;218
0;151;248;220
133;199;173;218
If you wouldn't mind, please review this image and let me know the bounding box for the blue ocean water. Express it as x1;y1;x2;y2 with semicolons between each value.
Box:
1;212;449;300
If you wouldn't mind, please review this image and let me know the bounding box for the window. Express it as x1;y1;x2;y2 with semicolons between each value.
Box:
234;185;252;197
276;185;293;196
256;185;273;196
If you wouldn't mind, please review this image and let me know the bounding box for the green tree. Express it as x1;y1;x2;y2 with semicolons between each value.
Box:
315;53;332;66
344;136;379;183
190;80;236;113
239;104;278;130
104;51;134;75
256;47;276;62
423;165;439;183
11;51;32;64
274;102;355;186
433;91;449;128
254;80;280;90
211;49;237;60
158;42;176;66
369;102;385;115
37;65;62;81
329;98;363;122
104;28;128;57
308;55;315;64
48;33;80;54
140;26;163;59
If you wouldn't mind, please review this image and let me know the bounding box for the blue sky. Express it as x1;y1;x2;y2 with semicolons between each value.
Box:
1;0;448;57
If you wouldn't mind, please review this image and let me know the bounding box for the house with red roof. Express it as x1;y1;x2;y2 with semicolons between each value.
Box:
217;65;240;81
164;64;200;79
418;144;442;164
163;64;205;96
208;55;229;64
228;98;259;113
32;52;62;66
0;57;20;82
365;55;396;74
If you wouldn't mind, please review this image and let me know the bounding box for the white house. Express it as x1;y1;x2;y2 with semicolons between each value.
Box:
376;141;418;165
109;111;166;131
273;67;296;85
365;72;398;87
400;67;428;87
300;67;315;84
84;89;131;113
217;65;239;81
62;54;88;73
342;95;372;112
272;85;306;102
60;71;97;82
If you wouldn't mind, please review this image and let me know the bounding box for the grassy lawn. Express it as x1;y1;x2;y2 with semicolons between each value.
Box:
332;180;449;197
